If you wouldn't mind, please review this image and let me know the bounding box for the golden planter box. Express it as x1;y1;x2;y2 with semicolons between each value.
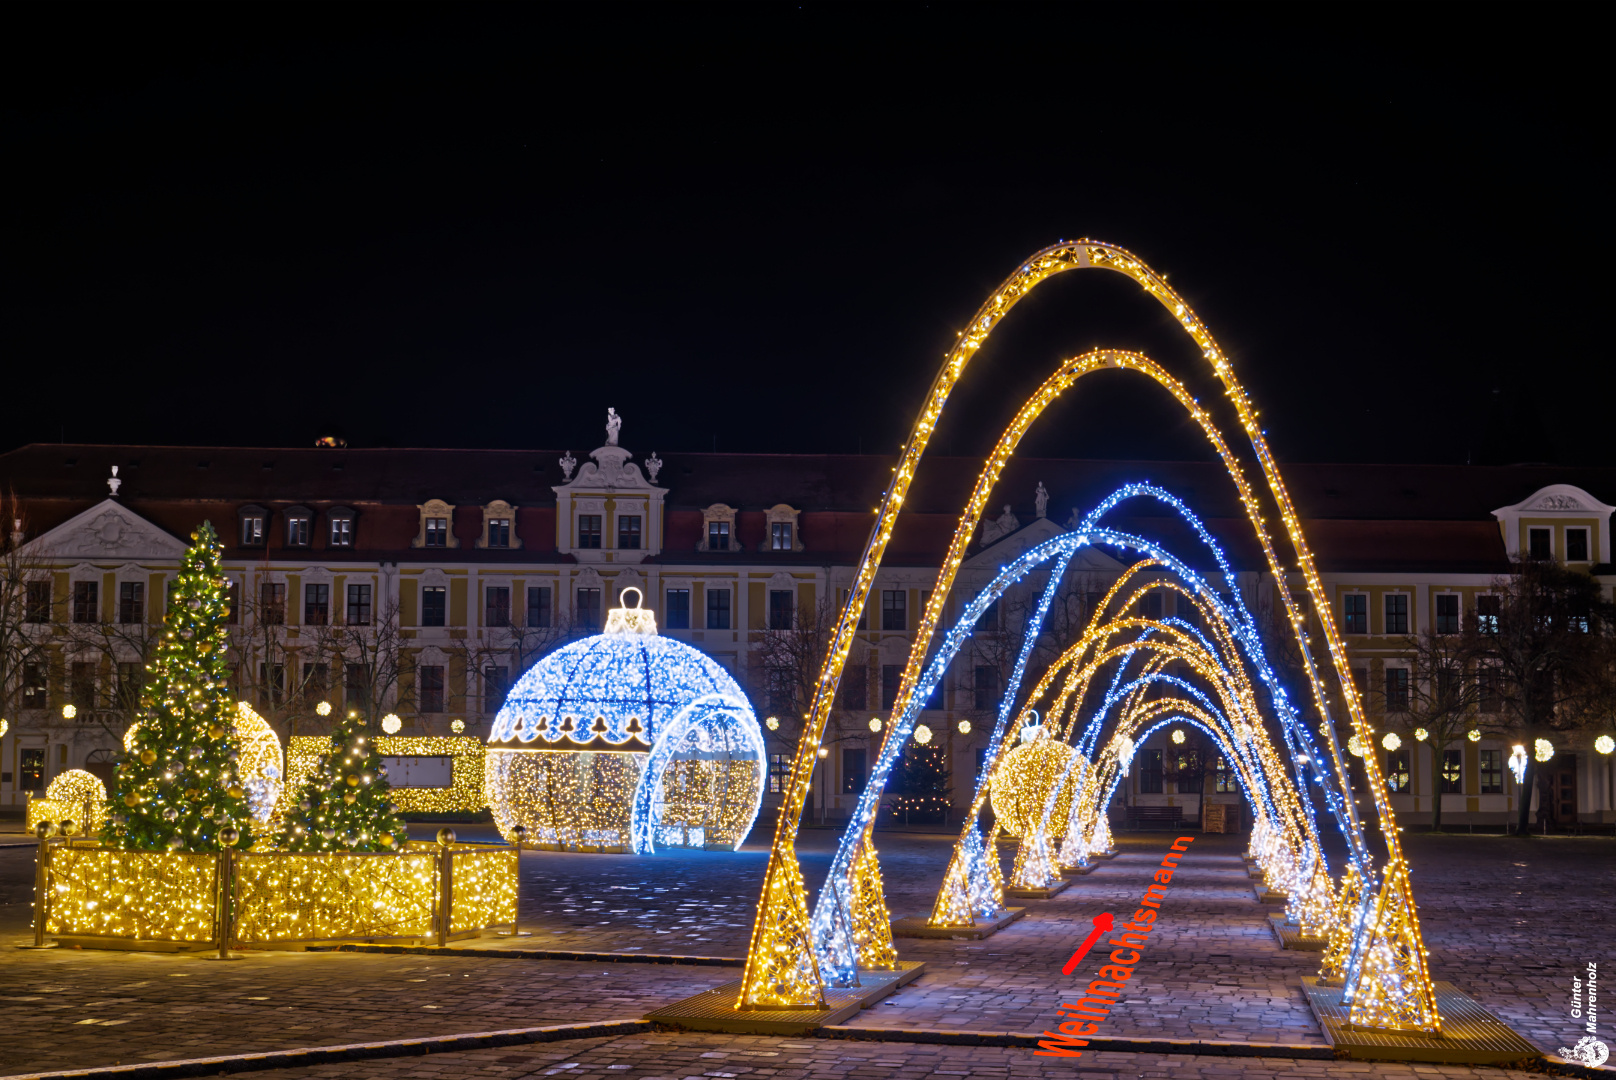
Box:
282;735;488;817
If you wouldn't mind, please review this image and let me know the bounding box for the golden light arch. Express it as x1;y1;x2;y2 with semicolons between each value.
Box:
739;242;1438;1034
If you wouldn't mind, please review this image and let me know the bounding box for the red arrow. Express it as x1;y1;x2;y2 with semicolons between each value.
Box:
1061;912;1114;976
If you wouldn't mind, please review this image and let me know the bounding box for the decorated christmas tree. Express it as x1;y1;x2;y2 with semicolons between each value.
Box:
107;522;254;851
280;708;406;851
889;744;952;823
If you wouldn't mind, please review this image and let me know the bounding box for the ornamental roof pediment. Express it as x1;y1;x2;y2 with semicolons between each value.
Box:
555;445;665;496
1493;484;1616;518
19;499;190;562
963;516;1124;573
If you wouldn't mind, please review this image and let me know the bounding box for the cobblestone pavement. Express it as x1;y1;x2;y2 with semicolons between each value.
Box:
228;1030;1552;1080
1;828;1611;1077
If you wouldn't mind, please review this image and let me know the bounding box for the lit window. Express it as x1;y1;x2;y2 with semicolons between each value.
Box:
286;511;311;547
488;518;510;548
768;754;791;793
329;514;354;547
618;515;642;550
304;583;329;626
239;506;267;547
1441;749;1462;793
425;518;449;548
577;515;602;549
1477;595;1499;633
1479;749;1503;793
771;522;793;551
346;583;372;626
1385;749;1411;792
23;661;48;708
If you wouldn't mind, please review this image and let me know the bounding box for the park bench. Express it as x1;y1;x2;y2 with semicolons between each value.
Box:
1124;805;1184;830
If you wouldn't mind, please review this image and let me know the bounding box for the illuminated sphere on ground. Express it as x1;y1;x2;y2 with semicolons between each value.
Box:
486;591;763;852
989;739;1075;838
45;769;108;834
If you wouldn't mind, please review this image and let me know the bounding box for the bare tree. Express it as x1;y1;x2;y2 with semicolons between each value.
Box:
0;496;48;730
304;597;414;729
1463;556;1616;834
59;610;162;744
1381;627;1487;831
445;609;573;732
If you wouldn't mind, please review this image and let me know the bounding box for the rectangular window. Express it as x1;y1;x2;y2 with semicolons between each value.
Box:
1213;755;1237;793
241;515;265;546
771;521;793;551
418;665;445;713
483;665;509;713
287;515;310;547
302;662;329;701
768;754;791;794
974;665;999;711
1528;527;1551;560
1139;748;1163;794
577;515;602;549
924;672;944;711
1351;667;1368;706
1175;750;1203;795
527;586;552;628
304;583;329;626
70;661;96;714
26;581;52;623
346;663;369;710
840;665;867;710
425;517;449;547
118;581;145;624
1138;590;1163;619
485;586;511;627
1386;749;1411;792
881;664;901;710
258;662;284;708
487;518;510;548
978;596;999;631
881;589;907;631
1384;594;1409;635
1177;598;1201;629
20;748;45;792
1566;527;1589;562
577;587;602;630
23;660;47;708
1479;748;1503;794
1477;594;1500;633
329;517;353;547
1478;666;1502;713
705;588;731;630
116;661;143;711
1385;667;1410;712
421;586;446;627
1441;749;1462;793
261;582;286;625
707;520;730;551
1343;593;1367;634
72;580;98;623
767;666;795;716
769;589;794;630
346;583;372;626
665;588;690;629
1435;594;1459;634
842;748;867;794
617;515;642;550
224;582;239;624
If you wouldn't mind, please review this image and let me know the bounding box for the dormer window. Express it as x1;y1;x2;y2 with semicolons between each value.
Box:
771;522;792;550
285;507;312;547
239;505;268;547
699;504;738;553
488;519;510;547
413;499;459;549
477;500;522;550
425;518;449;547
762;504;803;553
328;507;356;548
708;520;730;551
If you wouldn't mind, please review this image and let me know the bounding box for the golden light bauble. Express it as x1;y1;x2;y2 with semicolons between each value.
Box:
381;714;402;734
46;770;108;834
766;716;780;731
1413;728;1429;742
913;724;933;746
957;720;971;734
62;704;77;720
0;719;8;739
1171;729;1186;745
869;718;882;733
1348;735;1365;757
1534;738;1554;763
989;739;1075;838
315;701;333;717
1382;732;1402;751
450;718;465;734
1467;728;1482;743
185;787;201;800
1597;735;1615;756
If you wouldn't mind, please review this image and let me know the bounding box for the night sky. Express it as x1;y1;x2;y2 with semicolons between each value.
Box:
4;5;1607;467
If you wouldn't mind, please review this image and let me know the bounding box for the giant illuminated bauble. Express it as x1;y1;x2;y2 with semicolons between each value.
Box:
487;592;763;853
231;702;284;828
989;738;1075;838
44;769;108;834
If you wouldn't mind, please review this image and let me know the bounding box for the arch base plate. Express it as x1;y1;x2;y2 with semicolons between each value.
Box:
892;908;1025;940
1301;977;1537;1064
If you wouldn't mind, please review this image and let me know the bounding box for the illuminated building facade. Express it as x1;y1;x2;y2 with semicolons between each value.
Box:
2;431;1612;827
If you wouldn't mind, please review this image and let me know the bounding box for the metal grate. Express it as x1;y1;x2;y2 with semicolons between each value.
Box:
1301;977;1541;1064
647;963;924;1035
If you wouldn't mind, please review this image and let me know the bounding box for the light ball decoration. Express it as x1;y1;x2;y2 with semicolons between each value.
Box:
1534;738;1554;763
817;746;829;758
1467;728;1481;742
315;701;333;717
62;704;77;720
0;718;8;738
913;724;933;746
1596;734;1615;756
381;714;402;734
1348;735;1366;757
1171;729;1186;745
43;769;108;834
1413;728;1429;742
989;738;1075;838
231;701;284;828
487;592;763;853
451;718;466;734
957;720;971;734
766;716;780;731
869;718;882;733
1382;732;1402;752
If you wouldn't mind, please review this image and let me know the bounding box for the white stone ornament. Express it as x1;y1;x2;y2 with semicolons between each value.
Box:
1034;481;1049;519
645;452;663;483
605;407;622;446
107;465;122;497
558;451;577;480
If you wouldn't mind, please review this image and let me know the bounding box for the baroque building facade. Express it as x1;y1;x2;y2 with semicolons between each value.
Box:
2;419;1613;829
